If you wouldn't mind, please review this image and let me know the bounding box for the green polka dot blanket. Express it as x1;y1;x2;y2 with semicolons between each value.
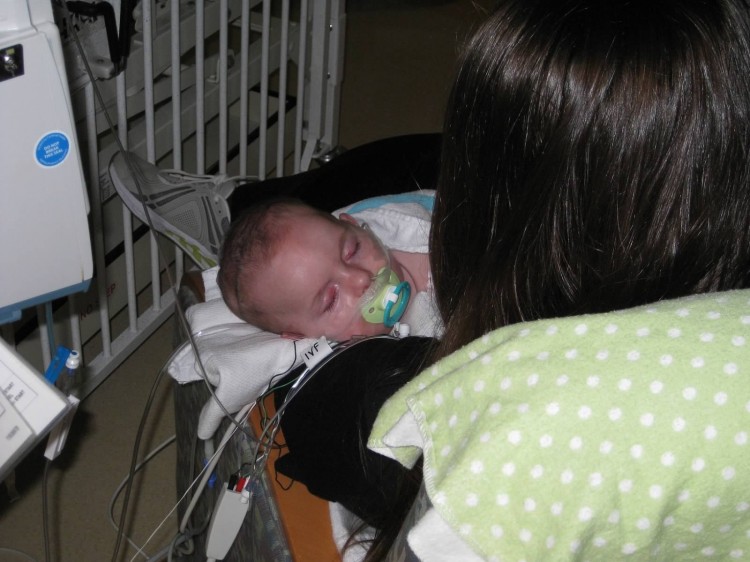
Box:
369;290;750;561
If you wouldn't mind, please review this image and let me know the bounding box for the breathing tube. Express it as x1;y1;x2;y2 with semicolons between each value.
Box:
356;224;411;328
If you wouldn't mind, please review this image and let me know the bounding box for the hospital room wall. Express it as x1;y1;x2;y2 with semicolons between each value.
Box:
0;2;491;561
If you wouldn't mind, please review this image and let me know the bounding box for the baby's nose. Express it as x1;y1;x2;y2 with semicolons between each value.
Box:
343;266;372;295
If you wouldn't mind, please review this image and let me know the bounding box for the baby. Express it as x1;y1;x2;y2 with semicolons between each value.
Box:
106;150;439;341
217;198;434;342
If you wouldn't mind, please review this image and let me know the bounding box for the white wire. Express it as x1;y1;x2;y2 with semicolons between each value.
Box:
126;403;251;562
60;0;247;439
177;403;254;535
128;335;386;558
108;435;176;560
57;5;310;561
0;547;38;561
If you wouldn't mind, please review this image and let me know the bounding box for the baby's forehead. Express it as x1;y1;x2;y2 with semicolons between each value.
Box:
272;203;335;226
264;206;341;255
245;208;343;310
274;205;340;234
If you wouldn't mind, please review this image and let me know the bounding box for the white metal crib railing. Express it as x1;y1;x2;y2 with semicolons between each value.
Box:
5;0;344;397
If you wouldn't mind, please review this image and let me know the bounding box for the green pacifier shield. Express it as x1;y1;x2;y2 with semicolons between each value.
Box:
362;268;411;327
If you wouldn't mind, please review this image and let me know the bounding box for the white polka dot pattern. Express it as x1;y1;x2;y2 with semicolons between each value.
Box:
370;290;750;560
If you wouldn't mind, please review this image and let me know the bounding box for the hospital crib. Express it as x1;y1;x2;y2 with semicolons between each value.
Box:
1;0;345;399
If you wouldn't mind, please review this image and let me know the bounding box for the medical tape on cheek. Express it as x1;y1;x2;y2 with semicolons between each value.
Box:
357;268;389;310
355;222;390;314
356;223;411;327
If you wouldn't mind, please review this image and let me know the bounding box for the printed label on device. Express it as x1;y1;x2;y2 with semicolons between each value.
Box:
302;337;334;370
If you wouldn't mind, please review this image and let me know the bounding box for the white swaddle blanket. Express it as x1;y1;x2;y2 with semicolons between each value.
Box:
167;190;438;440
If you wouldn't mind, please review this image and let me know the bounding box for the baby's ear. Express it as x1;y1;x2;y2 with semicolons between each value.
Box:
339;213;359;225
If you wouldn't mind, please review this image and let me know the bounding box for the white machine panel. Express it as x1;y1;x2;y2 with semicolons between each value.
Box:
0;0;93;324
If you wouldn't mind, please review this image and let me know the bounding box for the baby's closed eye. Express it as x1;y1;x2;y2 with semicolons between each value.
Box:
343;239;360;262
323;285;339;313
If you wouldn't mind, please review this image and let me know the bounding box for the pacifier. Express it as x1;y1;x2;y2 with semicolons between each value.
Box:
360;267;411;328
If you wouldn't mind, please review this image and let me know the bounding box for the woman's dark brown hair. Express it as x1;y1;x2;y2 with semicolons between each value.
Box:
431;0;750;359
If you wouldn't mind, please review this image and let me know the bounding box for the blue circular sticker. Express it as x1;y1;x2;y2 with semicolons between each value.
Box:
35;132;70;167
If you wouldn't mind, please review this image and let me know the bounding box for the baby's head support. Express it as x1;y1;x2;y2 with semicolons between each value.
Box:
360;267;411;328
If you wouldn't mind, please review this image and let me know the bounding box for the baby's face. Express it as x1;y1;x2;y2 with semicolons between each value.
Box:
245;207;396;341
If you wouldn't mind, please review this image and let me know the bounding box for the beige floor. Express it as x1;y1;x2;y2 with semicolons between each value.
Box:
0;2;489;560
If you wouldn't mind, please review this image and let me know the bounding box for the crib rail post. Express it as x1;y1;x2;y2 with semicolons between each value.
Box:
298;0;344;170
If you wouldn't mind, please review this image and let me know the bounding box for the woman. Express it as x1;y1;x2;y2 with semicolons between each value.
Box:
367;0;750;559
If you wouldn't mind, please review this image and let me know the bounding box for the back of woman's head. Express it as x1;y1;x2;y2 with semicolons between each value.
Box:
432;0;750;355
